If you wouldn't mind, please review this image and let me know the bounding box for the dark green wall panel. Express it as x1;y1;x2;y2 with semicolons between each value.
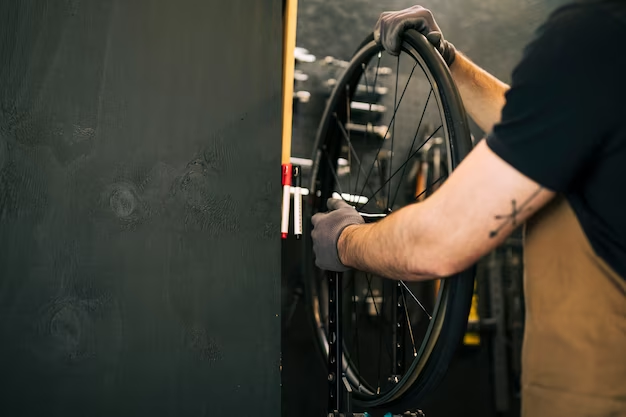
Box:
0;1;282;416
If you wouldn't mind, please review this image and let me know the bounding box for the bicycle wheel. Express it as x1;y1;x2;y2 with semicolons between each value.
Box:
304;30;475;411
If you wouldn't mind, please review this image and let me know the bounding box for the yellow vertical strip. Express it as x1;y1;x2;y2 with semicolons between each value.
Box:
463;280;481;346
281;0;299;165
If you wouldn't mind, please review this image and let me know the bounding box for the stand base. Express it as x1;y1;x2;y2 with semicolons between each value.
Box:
329;412;425;417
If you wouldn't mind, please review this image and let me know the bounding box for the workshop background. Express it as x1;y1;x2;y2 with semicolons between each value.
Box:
282;1;569;417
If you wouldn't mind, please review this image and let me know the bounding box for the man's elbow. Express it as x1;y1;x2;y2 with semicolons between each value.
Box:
405;256;457;280
431;257;465;279
406;253;473;280
434;251;479;278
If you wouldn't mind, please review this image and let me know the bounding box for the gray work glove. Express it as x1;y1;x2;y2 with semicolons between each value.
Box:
374;5;457;66
311;198;365;272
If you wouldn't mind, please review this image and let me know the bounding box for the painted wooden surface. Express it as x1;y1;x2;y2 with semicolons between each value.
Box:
0;1;282;416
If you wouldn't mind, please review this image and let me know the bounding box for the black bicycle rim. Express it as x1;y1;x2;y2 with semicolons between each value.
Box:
305;30;475;410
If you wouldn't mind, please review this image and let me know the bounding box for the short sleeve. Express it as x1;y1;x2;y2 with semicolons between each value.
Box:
486;4;621;192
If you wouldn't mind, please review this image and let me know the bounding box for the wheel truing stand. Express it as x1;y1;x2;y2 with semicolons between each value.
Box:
327;271;344;413
326;271;425;417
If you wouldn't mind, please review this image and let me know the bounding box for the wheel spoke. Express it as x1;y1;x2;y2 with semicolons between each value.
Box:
363;274;394;387
332;113;383;208
375;275;384;394
351;274;361;387
388;55;400;211
359;124;443;210
414;174;447;201
400;280;432;320
390;89;433;208
377;154;389;207
346;85;352;195
365;274;381;317
353;55;381;196
357;62;418;205
401;286;418;357
362;274;394;361
322;148;348;202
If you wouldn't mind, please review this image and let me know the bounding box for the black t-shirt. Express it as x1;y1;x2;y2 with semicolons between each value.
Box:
486;0;626;279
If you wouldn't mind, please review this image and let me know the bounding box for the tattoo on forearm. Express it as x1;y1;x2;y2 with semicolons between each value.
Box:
489;187;543;238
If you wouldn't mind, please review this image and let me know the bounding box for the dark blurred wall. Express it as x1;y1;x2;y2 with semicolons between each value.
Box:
297;0;570;83
0;1;282;416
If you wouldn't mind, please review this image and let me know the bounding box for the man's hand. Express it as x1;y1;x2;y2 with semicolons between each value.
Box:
311;199;365;272
374;5;456;66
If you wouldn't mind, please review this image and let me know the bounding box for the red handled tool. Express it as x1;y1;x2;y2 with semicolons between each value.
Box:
281;164;293;239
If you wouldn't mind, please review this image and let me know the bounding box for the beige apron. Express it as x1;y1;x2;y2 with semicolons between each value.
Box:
522;196;626;416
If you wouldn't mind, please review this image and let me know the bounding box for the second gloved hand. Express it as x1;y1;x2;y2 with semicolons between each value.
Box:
374;5;456;67
311;198;365;272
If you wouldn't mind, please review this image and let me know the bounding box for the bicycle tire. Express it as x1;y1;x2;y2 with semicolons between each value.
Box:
304;30;476;411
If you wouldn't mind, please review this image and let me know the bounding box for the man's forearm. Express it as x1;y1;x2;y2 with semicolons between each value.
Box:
337;203;446;281
449;52;510;133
